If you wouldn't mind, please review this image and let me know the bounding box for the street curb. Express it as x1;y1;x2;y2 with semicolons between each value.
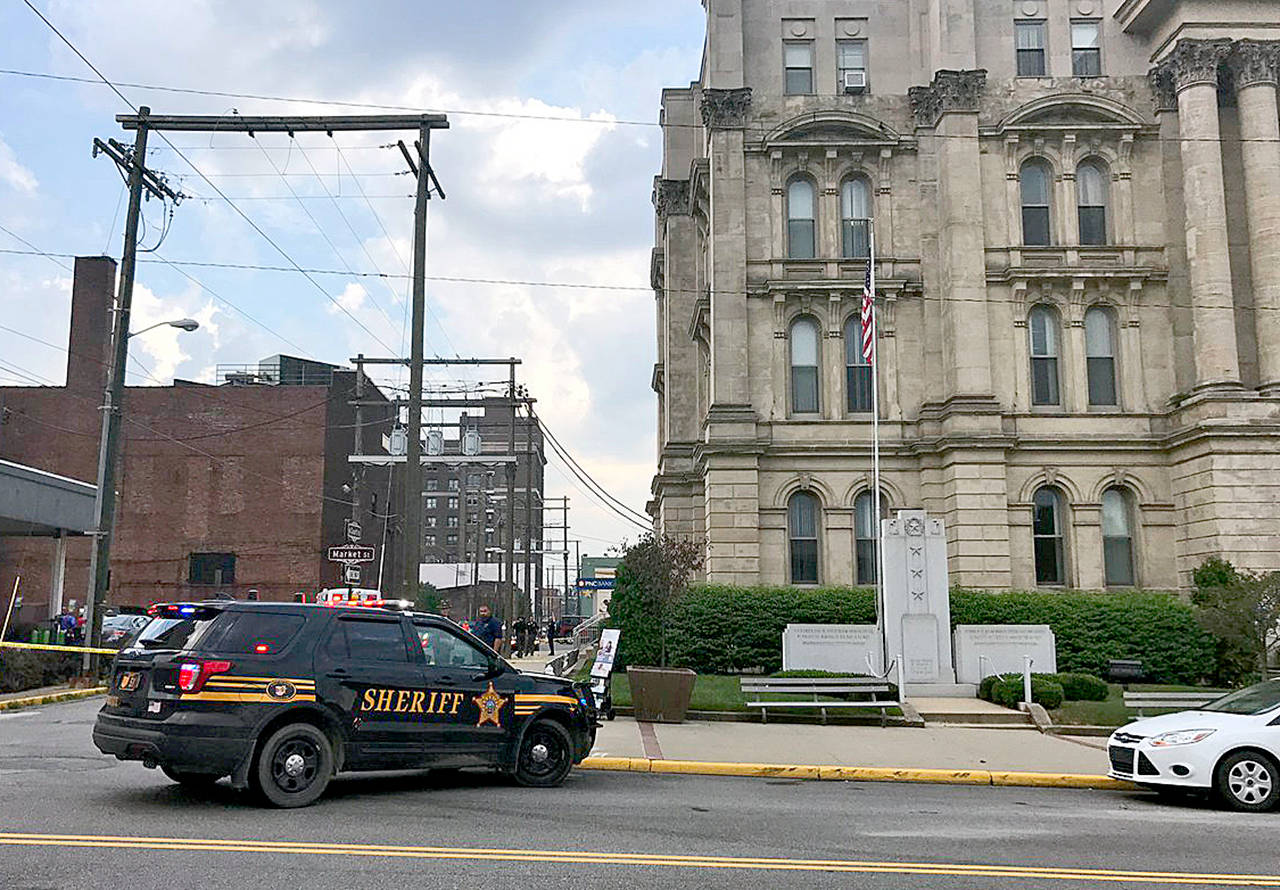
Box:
0;687;107;711
579;756;1135;791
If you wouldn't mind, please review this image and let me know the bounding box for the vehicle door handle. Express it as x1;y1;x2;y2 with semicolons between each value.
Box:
436;675;457;686
326;669;350;678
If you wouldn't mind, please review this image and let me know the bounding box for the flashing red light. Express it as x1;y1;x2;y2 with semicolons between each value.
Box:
177;659;233;693
253;643;270;654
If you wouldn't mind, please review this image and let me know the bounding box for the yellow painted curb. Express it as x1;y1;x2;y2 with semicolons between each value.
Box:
579;756;1135;791
0;687;107;711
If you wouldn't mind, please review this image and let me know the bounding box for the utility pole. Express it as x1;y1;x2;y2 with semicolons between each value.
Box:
350;354;365;588
563;498;571;617
83;107;182;672
523;398;536;623
505;360;517;624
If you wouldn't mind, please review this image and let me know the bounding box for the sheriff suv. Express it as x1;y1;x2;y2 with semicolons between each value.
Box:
93;601;598;807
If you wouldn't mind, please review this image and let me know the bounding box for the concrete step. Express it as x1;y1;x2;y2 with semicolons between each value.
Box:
921;712;1036;727
904;683;979;698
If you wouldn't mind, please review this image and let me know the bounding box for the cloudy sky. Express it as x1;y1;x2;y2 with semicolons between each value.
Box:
0;1;705;558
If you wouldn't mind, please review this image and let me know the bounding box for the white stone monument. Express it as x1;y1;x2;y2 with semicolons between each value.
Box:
953;625;1057;684
782;624;880;674
880;509;958;692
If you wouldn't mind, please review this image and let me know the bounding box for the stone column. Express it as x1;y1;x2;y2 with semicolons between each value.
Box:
909;70;995;402
1154;39;1242;391
1229;40;1280;393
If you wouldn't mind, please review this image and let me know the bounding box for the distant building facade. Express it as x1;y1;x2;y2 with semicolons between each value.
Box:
650;1;1280;590
0;257;399;626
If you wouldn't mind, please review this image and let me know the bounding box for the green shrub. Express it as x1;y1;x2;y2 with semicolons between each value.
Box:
1054;672;1109;701
607;585;1215;683
980;673;1064;710
0;649;82;694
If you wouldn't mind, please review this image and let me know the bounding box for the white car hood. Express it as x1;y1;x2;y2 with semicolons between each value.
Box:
1117;709;1267;736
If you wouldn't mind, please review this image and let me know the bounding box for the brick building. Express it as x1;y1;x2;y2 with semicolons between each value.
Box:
0;256;400;627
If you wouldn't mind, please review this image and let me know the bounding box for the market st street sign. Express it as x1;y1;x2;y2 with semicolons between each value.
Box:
328;544;376;564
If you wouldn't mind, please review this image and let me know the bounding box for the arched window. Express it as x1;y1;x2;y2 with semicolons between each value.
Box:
1084;305;1118;407
1077;160;1109;245
1032;486;1067;585
840;176;872;259
854;490;889;585
844;314;872;413
1020;159;1053;246
790;316;820;414
1028;305;1061;406
787;178;817;259
788;491;820;584
1101;487;1136;586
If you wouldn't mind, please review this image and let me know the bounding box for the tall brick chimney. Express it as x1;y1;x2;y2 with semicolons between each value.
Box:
66;256;117;394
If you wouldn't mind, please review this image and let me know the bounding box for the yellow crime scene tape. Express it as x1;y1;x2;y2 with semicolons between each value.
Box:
0;641;118;656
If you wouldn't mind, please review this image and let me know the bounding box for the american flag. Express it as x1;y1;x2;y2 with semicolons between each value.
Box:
860;259;876;363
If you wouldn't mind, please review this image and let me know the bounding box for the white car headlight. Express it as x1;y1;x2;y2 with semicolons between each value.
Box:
1149;729;1216;748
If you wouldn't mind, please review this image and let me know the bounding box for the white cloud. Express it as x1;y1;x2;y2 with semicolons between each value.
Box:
0;134;37;193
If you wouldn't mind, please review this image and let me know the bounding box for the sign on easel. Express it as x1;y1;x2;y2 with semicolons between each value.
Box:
591;628;621;679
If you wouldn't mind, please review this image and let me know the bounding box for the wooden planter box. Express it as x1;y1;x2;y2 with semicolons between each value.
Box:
628;666;696;723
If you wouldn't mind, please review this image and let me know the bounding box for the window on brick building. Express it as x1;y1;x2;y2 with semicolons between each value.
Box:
1020;159;1053;246
784;41;814;94
787;177;817;259
788;490;820;584
1032;487;1067;585
1029;305;1062;406
844;314;872;413
425;516;437;528
446;533;458;545
424;534;436;548
426;478;439;491
188;552;235;586
447;516;458;528
837;40;868;93
1016;21;1047;76
789;316;821;414
1072;21;1102;76
840;176;872;259
854;490;889;585
1101;487;1136;586
1077;160;1109;245
425;496;437;510
447;479;459;492
1085;305;1118;406
448;496;459;510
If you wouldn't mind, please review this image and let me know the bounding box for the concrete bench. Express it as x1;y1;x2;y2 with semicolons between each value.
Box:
1122;691;1220;717
740;677;900;726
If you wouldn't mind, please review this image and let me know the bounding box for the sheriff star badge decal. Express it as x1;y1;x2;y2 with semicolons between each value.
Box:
473;681;508;728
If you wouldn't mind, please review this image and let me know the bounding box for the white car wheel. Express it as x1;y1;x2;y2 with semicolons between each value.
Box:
1215;750;1280;813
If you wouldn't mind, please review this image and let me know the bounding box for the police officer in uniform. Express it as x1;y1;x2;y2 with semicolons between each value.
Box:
473;604;504;655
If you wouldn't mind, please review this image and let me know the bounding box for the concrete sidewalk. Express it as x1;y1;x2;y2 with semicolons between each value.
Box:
592;716;1110;775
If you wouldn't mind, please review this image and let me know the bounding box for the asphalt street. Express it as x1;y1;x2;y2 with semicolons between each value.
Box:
2;698;1279;889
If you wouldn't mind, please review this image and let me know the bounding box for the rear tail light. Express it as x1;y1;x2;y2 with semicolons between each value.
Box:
177;660;233;693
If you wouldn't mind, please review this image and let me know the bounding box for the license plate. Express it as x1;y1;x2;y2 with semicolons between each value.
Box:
148;701;161;714
119;672;140;692
105;695;120;708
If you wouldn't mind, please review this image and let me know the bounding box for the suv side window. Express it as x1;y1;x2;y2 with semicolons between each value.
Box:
214;612;306;654
324;618;411;663
414;622;491;670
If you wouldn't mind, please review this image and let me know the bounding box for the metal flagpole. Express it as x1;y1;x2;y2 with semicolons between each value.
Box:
869;225;886;673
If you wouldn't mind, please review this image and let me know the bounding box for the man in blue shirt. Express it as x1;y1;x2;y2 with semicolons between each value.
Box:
472;604;504;654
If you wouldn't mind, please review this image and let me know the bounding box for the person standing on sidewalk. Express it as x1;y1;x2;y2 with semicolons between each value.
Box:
473;604;504;655
545;619;556;656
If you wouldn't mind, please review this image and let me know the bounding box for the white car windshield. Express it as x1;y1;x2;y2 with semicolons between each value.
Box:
1202;679;1280;716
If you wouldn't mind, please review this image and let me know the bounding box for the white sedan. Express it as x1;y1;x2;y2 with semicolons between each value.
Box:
1108;680;1280;811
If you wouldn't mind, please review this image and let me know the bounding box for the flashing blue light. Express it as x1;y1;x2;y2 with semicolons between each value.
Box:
179;606;196;615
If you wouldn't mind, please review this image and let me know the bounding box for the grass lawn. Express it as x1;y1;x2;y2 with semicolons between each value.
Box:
1050;683;1230;726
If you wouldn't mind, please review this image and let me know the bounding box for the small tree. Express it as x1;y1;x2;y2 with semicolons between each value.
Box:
414;582;441;614
614;533;703;668
1193;559;1280;683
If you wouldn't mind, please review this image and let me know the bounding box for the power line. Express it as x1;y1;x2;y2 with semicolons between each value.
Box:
535;415;650;528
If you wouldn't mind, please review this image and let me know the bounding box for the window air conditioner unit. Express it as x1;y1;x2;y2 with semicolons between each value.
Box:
843;70;867;93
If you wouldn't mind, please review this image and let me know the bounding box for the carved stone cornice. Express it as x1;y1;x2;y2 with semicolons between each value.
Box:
652;177;691;219
1228;39;1280;91
1152;38;1232;101
908;69;987;129
699;87;752;129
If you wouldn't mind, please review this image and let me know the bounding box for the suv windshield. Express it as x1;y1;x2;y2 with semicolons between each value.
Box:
134;607;223;651
1202;680;1280;716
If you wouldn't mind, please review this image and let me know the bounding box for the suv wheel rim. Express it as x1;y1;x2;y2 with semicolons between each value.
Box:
1227;759;1273;805
272;737;319;793
522;728;567;779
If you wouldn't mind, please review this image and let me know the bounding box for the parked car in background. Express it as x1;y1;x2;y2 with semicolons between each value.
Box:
101;614;150;649
1108;679;1280;812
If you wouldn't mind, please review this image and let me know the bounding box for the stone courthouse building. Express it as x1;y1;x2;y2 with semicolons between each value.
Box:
649;0;1280;590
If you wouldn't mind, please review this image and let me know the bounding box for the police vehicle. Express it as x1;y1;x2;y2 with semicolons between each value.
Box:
92;600;598;807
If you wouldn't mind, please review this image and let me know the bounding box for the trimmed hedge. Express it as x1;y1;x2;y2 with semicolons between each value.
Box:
982;674;1065;710
1054;671;1109;702
0;649;82;694
608;585;1216;684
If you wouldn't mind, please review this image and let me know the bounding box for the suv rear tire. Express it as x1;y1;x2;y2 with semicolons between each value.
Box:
1215;750;1280;813
252;723;334;808
161;766;222;787
514;718;573;787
